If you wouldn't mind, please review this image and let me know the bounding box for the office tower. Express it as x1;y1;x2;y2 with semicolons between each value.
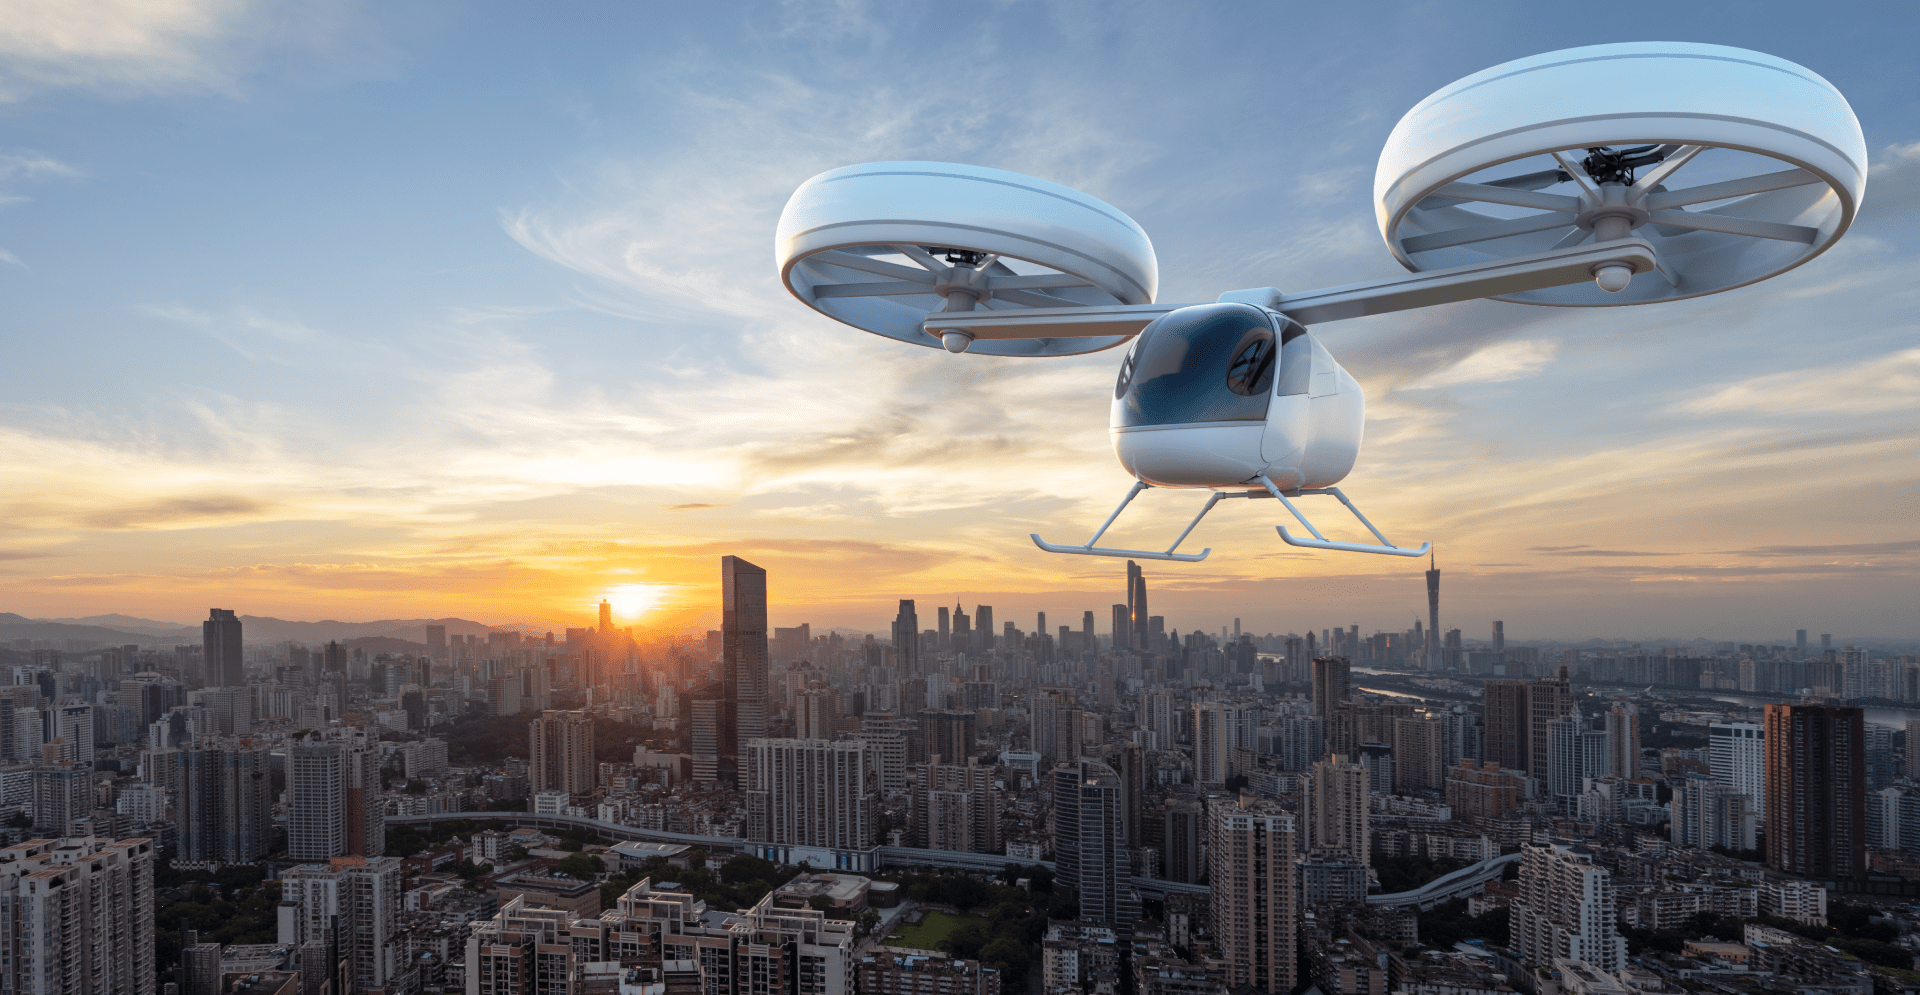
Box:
279;856;403;995
1606;703;1641;779
1821;633;1832;652
722;557;770;754
919;709;976;765
0;836;155;995
938;606;950;648
28;763;89;835
1110;605;1130;652
1510;843;1627;972
287;732;384;860
598;599;614;635
1483;679;1527;771
858;712;909;795
1037;611;1047;644
1192;702;1235;786
1310;755;1370;867
322;641;346;674
426;624;446;663
54;702;95;764
1162;798;1202;883
1491;620;1504;654
1029;691;1060;761
744;738;879;852
1393;714;1446;793
1052;759;1135;927
1671;776;1758;851
689;684;725;783
1234;618;1241;640
1128;561;1148;652
1425;553;1440;669
178;737;273;865
1310;656;1349;717
530;709;595;797
974;605;994;654
1765;703;1866;880
1796;629;1808;655
1548;717;1609;806
910;760;1000;853
1118;742;1143;846
1209;795;1298;994
1866;724;1895;790
203;608;243;688
1709;721;1765;817
893;600;921;675
1082;611;1095;654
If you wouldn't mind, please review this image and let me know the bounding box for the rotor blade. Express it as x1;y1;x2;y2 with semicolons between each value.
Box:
1644;168;1822;209
1643;209;1818;243
987;273;1097;291
1548;227;1591;250
992;288;1093;309
811;280;942;298
807;250;938;284
1401;213;1577;254
890;244;952;275
1431;182;1581;213
1627;145;1704;200
1551;150;1600;197
1481;168;1567;191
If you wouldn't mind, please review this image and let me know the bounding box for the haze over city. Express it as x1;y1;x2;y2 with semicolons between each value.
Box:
3;3;1918;638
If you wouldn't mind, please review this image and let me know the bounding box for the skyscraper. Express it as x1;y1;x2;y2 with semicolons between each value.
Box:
1052;759;1135;927
1192;702;1235;786
893;600;921;675
1709;721;1764;817
744;738;880;853
1765;703;1866;880
938;606;950;648
1110;605;1130;652
1209;795;1297;994
975;605;994;655
1510;843;1627;972
920;709;976;765
280;857;404;995
426;624;446;663
723;556;769;756
599;599;613;634
1606;703;1642;779
1483;679;1527;772
1127;561;1148;652
178;737;274;866
288;731;384;861
1492;620;1505;654
1310;656;1349;718
0;837;155;995
530;709;596;797
1425;553;1440;670
1310;755;1370;866
203;608;243;688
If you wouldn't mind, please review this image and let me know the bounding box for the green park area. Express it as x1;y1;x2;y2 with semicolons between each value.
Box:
885;911;988;951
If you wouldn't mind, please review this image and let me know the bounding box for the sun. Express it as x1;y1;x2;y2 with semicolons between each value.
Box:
604;583;674;620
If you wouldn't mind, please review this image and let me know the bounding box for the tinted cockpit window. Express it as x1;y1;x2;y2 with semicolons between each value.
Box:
1113;303;1276;428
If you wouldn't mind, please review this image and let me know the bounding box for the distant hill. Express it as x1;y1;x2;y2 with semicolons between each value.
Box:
0;612;558;649
0;613;181;647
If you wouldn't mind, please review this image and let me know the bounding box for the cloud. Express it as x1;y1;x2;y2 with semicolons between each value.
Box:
666;503;725;511
1728;540;1920;558
1862;139;1920;222
0;0;255;100
1400;338;1559;389
1534;549;1677;558
0;152;78;182
1669;348;1920;416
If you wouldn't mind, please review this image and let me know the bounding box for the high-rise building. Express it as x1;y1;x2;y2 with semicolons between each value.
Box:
722;556;769;763
974;606;994;655
919;709;976;765
1606;703;1641;779
744;738;880;854
1310;755;1370;867
1671;776;1757;852
1425;553;1440;669
530;710;595;797
1209;795;1297;994
1765;703;1866;880
1907;720;1920;780
1510;843;1627;972
1483;679;1527;772
599;599;613;635
28;763;90;836
910;760;1000;854
0;836;155;995
1393;714;1446;793
287;731;384;861
203;608;243;688
1110;605;1130;653
893;600;921;676
1311;657;1349;718
178;737;273;866
1127;561;1148;652
1492;620;1505;654
279;856;404;995
1053;759;1136;927
1709;721;1765;818
1192;702;1237;786
425;624;447;663
1163;798;1202;884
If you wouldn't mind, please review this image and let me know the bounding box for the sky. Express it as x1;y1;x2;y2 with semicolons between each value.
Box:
1;1;1917;643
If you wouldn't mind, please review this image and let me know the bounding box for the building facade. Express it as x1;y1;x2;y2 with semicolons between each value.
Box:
0;836;156;995
1208;795;1298;994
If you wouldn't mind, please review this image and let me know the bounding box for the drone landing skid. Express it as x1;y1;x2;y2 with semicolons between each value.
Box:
1029;477;1429;562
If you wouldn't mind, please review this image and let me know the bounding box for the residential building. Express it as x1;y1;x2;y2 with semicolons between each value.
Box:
910;760;1000;854
1053;759;1137;927
279;857;404;995
1510;843;1626;973
0;836;156;995
1764;704;1866;880
178;737;273;866
287;730;384;860
1311;755;1369;867
744;738;880;855
529;710;595;798
1209;794;1298;994
1709;721;1765;818
203;608;244;688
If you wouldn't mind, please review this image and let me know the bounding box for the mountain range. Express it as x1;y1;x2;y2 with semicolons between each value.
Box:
0;613;554;648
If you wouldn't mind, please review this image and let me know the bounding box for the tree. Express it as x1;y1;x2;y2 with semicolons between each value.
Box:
720;856;781;885
557;852;603;880
855;910;882;937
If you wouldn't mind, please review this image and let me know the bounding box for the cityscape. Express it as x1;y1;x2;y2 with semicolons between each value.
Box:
0;551;1916;995
3;5;1918;995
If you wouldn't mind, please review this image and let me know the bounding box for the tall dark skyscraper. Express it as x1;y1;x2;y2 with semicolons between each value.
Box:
722;556;769;763
937;606;949;648
599;599;613;634
203;608;243;688
1765;703;1866;880
1492;620;1505;653
1053;759;1135;926
1126;560;1147;652
893;600;920;674
1425;553;1441;670
1311;656;1349;718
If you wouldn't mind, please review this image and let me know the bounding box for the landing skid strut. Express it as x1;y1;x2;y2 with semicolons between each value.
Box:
1030;476;1430;562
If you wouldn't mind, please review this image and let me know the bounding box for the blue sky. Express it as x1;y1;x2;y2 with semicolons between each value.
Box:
2;1;1917;641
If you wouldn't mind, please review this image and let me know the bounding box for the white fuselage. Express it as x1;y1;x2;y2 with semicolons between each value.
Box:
1109;303;1364;490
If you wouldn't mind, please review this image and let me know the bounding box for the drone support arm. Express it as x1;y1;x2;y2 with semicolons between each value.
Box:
1030;480;1217;561
925;238;1659;341
1255;477;1431;557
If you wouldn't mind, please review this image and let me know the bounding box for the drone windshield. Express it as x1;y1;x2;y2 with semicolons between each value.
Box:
1113;303;1275;429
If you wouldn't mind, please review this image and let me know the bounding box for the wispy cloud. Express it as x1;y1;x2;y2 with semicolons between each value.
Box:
1401;338;1560;389
1669;348;1920;416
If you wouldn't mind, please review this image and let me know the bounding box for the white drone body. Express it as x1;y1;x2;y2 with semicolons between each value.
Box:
774;42;1867;562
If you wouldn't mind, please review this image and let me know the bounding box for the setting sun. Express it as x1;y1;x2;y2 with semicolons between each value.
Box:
603;583;677;620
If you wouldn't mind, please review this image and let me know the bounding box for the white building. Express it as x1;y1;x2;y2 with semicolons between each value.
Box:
1511;843;1627;973
1709;721;1765;818
1760;879;1827;926
0;836;155;995
744;739;879;856
280;856;404;995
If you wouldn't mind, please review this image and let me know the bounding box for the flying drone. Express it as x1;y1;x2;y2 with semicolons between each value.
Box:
773;42;1866;562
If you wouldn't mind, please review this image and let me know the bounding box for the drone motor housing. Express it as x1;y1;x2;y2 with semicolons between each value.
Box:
1110;303;1363;490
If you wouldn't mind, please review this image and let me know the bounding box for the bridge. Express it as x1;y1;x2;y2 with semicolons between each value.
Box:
1366;852;1519;909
